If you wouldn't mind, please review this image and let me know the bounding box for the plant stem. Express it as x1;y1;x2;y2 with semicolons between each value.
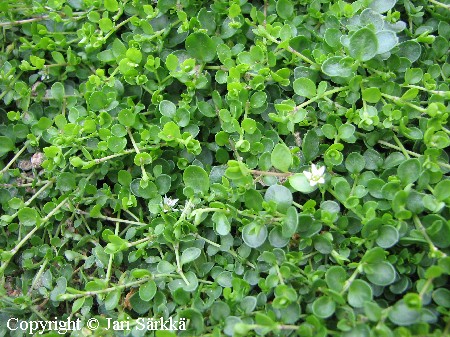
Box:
278;324;300;330
405;84;449;96
262;30;315;65
194;233;221;248
340;264;362;294
381;93;427;113
59;275;177;300
127;236;153;248
418;277;434;299
173;243;190;285
0;12;87;27
27;258;49;296
378;140;450;170
0;196;69;279
75;209;148;226
86;145;160;166
106;219;120;285
249;169;292;177
103;15;137;41
91;149;136;164
443;319;450;337
393;135;411;159
412;215;447;258
6;179;54;221
428;0;450;10
0;139;36;175
226;249;256;269
127;128;148;180
275;264;285;284
124;209;140;222
326;188;366;220
295;86;348;110
0;180;52;188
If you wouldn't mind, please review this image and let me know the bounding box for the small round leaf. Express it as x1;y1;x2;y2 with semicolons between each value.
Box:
185;32;216;62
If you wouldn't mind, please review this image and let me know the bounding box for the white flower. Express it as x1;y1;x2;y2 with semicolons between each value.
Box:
162;195;179;212
303;164;326;187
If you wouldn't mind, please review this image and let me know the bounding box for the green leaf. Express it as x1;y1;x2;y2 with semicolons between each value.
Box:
105;234;129;254
197;101;216;117
212;212;231;236
242;222;268;248
322;56;354;77
282;206;298;238
139;280;157;301
271;143;292;172
104;290;120;310
97;50;115;62
338;124;356;142
376;225;399;248
276;0;294;19
183;165;209;194
56;172;76;192
362;88;381;103
293;77;316;98
397;41;421;63
264;185;293;213
185;32;216;62
159;121;181;141
51;82;65;101
130;293;151;314
181;247;201;265
388;301;421;326
107;136;127;153
369;0;397;13
362;247;386;264
99;18;113;32
312;296;336;319
434;180;450;201
397;158;420;185
118;109;136;126
0;137;14;156
88;92;108;111
405;68;423;85
159;100;177;118
364;261;396;286
289;173;317;193
242;118;257;134
345;152;365;174
50;277;67;301
250;92;267;108
112;38;127;58
432;288;450;308
376;30;398;54
18;207;40;227
104;0;119;12
245;189;264;211
364;301;382;321
314;236;333;254
165;54;179;71
303;129;319;162
132;269;152;278
326;266;347;292
72;297;86;313
348;280;373;308
349;28;378;61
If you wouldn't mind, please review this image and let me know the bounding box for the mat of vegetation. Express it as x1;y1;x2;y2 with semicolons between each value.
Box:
1;0;450;336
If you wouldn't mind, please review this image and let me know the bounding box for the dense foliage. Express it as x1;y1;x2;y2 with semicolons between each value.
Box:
1;0;450;336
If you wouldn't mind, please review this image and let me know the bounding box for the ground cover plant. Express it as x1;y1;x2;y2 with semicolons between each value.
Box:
0;0;450;336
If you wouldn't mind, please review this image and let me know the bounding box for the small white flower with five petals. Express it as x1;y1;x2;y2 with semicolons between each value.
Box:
162;195;179;212
303;164;326;187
